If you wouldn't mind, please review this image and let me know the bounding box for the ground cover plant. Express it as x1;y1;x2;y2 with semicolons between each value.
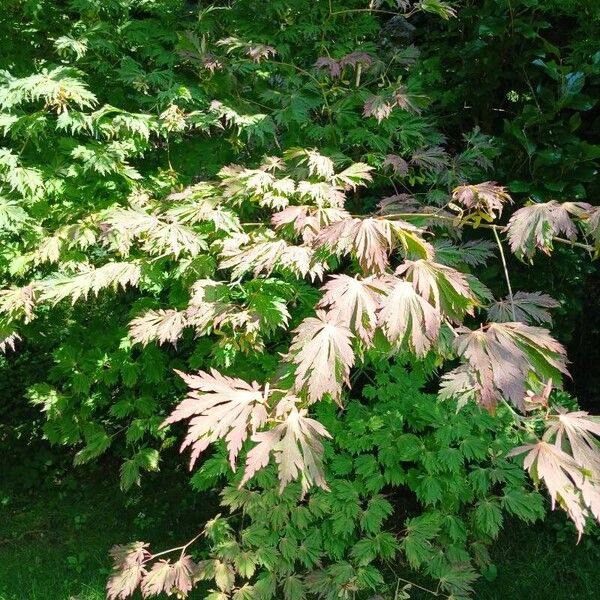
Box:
0;1;599;599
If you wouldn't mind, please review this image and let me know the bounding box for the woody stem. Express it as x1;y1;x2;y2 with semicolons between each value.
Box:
492;226;517;321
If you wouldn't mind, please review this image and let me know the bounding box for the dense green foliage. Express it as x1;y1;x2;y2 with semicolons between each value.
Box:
183;362;545;598
1;1;599;599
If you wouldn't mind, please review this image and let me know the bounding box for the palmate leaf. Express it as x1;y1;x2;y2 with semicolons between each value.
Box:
363;86;422;124
446;322;569;410
140;555;196;598
0;197;29;231
39;261;142;304
396;259;478;321
140;560;172;597
220;236;324;280
107;542;150;600
382;154;409;176
339;51;373;68
129;309;189;346
107;562;145;600
243;284;291;335
0;66;97;110
393;85;422;114
509;441;600;537
165;194;241;234
410;146;449;173
419;0;458;19
332;162;373;190
219;235;283;277
0;320;20;353
432;239;495;268
220;165;274;199
314;217;431;273
315;56;341;78
284;148;366;189
241;400;332;495
119;448;160;492
377;278;440;356
246;43;276;63
363;95;394;123
163;369;268;469
0;285;37;323
317;275;389;344
32;220;99;265
296;180;346;207
209;102;276;144
289;310;354;403
271;205;350;244
186;279;238;335
315;218;392;273
288;148;335;179
452;181;512;219
487;291;559;325
544;409;600;481
377;193;422;215
506;201;589;260
315;52;372;78
102;207;206;258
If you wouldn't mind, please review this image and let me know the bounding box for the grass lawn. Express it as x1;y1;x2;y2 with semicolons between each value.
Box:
0;461;218;600
1;466;598;600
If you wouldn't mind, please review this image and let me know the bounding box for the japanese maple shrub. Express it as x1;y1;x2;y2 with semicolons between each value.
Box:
1;1;600;599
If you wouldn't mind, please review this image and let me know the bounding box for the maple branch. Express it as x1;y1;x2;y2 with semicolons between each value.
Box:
492;226;516;321
329;8;408;17
371;212;596;253
392;576;448;598
552;236;596;252
383;566;451;599
146;531;203;561
241;222;264;228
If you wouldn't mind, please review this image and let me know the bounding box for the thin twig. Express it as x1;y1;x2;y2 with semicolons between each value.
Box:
393;575;448;598
329;8;403;17
493;226;516;320
148;530;203;561
553;236;596;252
239;211;596;253
368;211;597;253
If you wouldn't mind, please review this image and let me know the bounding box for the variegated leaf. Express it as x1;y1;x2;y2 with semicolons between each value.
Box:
453;322;568;410
506;201;589;260
396;259;478;321
377;278;440;356
318;274;389;344
487;291;559;325
241;400;331;494
162;369;268;469
289;310;354;403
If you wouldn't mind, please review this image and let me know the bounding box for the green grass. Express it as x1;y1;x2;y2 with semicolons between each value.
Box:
476;520;600;600
1;468;598;600
0;463;217;600
2;480;120;600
